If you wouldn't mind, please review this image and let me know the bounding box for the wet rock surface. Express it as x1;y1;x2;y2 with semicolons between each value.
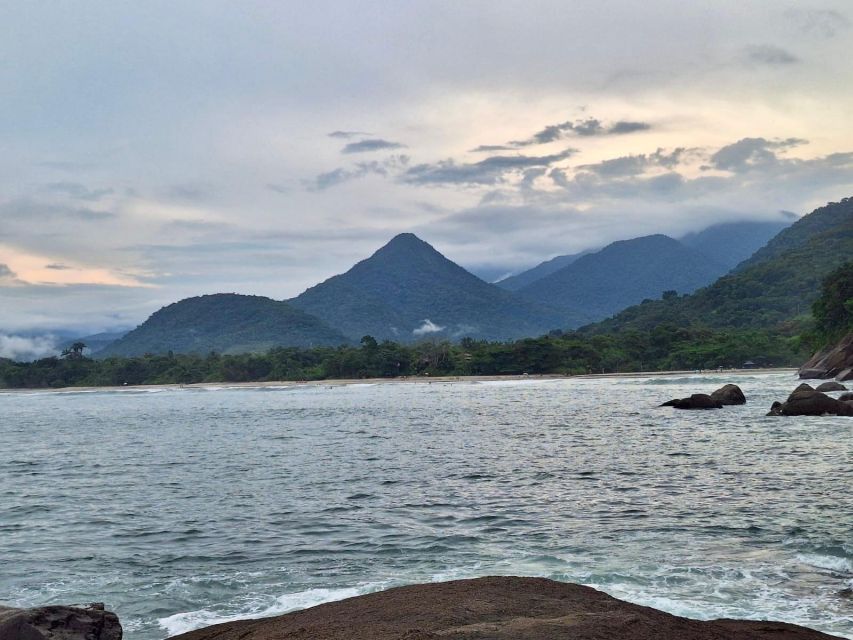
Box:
0;603;121;640
170;576;843;640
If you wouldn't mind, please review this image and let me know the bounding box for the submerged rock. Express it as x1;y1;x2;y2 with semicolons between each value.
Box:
815;381;847;392
710;383;746;405
661;393;723;410
170;576;843;640
0;603;121;640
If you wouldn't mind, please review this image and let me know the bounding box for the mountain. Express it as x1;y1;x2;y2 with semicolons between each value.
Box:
587;197;853;334
679;219;792;271
288;233;565;341
517;234;727;327
97;294;349;357
495;250;593;291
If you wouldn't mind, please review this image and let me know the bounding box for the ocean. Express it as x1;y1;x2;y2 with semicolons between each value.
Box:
1;372;851;639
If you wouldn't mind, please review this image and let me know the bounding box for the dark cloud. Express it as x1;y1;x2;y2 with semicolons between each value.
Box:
469;145;516;153
0;198;116;221
578;155;651;177
403;149;576;186
166;184;213;201
265;183;290;194
743;45;799;65
45;263;71;270
327;130;372;139
0;264;17;279
710;137;806;172
341;138;406;154
307;155;410;190
501;117;652;148
609;121;652;134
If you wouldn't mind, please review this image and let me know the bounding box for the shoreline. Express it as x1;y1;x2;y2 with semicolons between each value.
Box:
0;367;798;394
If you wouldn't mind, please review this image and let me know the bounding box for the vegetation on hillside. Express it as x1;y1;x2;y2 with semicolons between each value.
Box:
98;293;350;357
810;261;853;345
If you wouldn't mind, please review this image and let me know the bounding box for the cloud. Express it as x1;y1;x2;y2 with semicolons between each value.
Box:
0;263;18;283
403;149;575;186
469;145;516;153
0;334;58;361
786;9;850;38
341;138;406;154
743;45;799;66
42;182;114;201
307;155;410;190
709;137;807;172
327;130;373;139
413;319;445;335
609;121;652;134
45;263;71;270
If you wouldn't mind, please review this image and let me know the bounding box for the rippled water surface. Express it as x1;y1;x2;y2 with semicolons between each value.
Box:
1;373;851;638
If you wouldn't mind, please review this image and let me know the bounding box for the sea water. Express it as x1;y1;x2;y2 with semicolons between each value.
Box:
0;372;851;639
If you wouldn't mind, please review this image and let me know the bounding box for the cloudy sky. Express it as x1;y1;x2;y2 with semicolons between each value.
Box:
2;1;853;344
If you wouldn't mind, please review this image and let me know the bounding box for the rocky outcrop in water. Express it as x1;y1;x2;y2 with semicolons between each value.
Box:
815;381;847;392
0;603;121;640
710;383;746;405
767;387;853;417
661;384;745;409
799;333;853;381
170;576;842;640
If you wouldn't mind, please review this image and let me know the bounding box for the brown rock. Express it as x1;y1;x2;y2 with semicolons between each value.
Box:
170;576;842;640
815;381;847;392
779;390;853;416
799;333;853;380
0;603;121;640
661;393;723;410
710;384;746;405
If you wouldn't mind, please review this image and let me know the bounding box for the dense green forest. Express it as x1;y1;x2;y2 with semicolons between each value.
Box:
0;324;808;389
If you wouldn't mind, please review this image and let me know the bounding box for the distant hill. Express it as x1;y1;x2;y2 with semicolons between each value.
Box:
289;233;565;341
517;234;726;327
495;250;592;291
61;331;128;355
586;197;853;334
97;294;349;357
679;219;792;271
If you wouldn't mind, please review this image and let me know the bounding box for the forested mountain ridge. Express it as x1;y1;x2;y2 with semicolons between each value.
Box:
517;234;726;327
288;233;567;341
97;294;349;357
585;198;853;335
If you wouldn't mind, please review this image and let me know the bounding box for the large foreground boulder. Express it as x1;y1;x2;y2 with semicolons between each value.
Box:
799;333;853;381
0;603;121;640
171;576;842;640
661;393;723;410
710;383;746;405
768;389;853;417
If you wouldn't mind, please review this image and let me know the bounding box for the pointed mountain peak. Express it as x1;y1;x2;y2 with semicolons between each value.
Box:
379;232;434;252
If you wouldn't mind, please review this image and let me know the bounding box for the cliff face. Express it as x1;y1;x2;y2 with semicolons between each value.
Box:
171;576;842;640
800;333;853;381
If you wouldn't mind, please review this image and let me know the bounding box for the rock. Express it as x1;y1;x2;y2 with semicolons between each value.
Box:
775;390;853;417
767;401;783;416
0;603;121;640
661;393;723;410
710;384;746;405
839;392;853;402
815;381;847;392
790;383;814;398
799;332;853;380
170;576;843;640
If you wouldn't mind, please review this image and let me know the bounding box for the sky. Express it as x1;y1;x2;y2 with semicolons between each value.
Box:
2;0;853;352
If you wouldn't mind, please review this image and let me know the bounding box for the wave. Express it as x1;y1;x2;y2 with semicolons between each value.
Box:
797;553;853;574
157;583;385;636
